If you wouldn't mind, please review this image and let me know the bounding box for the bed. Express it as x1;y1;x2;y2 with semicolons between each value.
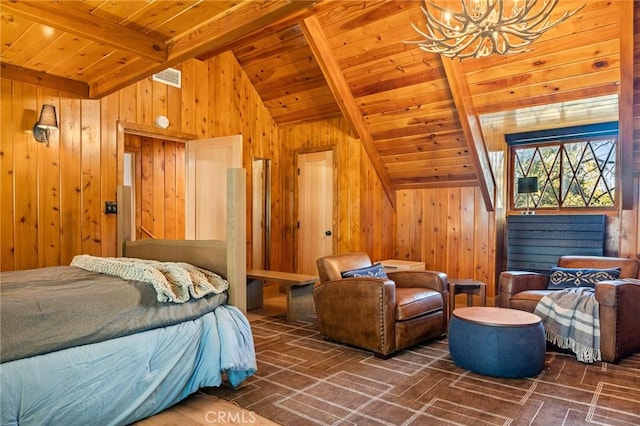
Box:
0;169;254;425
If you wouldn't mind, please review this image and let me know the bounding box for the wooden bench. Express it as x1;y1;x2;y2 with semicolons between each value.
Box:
246;269;318;322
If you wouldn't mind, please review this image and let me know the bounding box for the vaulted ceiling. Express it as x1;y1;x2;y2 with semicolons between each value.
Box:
1;0;634;209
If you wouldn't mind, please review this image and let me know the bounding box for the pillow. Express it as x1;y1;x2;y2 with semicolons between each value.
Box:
341;263;388;279
548;267;621;289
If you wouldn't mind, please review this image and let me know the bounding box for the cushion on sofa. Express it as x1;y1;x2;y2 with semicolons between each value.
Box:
548;267;621;290
395;288;443;320
341;263;388;279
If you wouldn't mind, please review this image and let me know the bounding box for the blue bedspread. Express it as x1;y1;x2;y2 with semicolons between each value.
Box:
0;305;256;426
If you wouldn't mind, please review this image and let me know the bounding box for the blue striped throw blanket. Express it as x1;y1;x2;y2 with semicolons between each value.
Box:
534;287;601;363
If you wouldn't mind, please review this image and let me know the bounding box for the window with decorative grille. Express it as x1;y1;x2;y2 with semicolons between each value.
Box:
506;122;618;211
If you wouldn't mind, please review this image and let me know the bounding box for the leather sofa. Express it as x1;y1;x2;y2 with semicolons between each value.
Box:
315;252;448;358
499;255;640;362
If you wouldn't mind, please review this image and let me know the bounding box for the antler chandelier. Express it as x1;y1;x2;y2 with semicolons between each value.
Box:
407;0;584;60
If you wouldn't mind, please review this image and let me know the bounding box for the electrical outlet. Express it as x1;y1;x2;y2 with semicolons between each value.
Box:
105;201;117;214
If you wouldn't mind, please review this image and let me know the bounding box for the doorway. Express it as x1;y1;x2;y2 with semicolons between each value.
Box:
123;134;187;241
252;158;271;270
121;131;241;243
296;150;334;275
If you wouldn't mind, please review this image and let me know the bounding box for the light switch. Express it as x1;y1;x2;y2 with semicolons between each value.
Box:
105;201;117;214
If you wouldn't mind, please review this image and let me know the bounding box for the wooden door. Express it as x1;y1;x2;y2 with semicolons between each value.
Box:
297;150;334;275
186;135;242;240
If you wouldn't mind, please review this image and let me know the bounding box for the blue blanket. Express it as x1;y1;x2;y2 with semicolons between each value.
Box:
217;305;257;386
1;305;256;425
534;287;601;363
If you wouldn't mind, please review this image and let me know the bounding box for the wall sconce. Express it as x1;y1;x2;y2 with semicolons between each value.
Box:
33;104;58;147
517;176;539;215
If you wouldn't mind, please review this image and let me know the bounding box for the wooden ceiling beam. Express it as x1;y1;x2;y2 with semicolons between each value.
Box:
618;0;634;210
195;2;322;62
168;0;316;62
441;59;495;211
300;15;396;208
0;62;89;97
1;0;166;63
90;0;316;99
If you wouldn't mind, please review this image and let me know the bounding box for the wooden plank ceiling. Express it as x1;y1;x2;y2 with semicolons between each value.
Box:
0;0;627;207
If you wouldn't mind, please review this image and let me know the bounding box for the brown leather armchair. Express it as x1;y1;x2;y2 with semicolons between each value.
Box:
499;255;640;362
314;252;448;358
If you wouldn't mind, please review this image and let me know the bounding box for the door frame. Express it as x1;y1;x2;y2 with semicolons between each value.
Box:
252;157;271;270
293;145;338;273
116;121;197;187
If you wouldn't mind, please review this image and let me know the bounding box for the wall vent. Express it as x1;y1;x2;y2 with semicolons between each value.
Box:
152;68;181;88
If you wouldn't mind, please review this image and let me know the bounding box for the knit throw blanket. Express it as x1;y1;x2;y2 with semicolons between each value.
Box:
534;287;601;363
71;255;229;303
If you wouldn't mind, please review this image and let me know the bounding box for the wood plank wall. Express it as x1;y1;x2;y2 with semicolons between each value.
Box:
0;51;278;272
2;49;638;291
276;117;396;271
395;187;497;294
0;81;117;270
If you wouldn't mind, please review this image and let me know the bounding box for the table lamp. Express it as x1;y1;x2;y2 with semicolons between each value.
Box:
517;177;538;215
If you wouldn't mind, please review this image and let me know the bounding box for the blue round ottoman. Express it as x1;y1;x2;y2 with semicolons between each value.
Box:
448;307;545;378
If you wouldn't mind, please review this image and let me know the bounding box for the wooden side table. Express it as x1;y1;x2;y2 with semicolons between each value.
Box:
448;279;486;318
246;269;318;322
379;259;425;272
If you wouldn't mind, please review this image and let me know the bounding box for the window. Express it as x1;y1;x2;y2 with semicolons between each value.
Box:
507;122;618;211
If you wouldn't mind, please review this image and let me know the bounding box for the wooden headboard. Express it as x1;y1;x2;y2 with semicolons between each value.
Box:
123;239;227;275
119;168;247;312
